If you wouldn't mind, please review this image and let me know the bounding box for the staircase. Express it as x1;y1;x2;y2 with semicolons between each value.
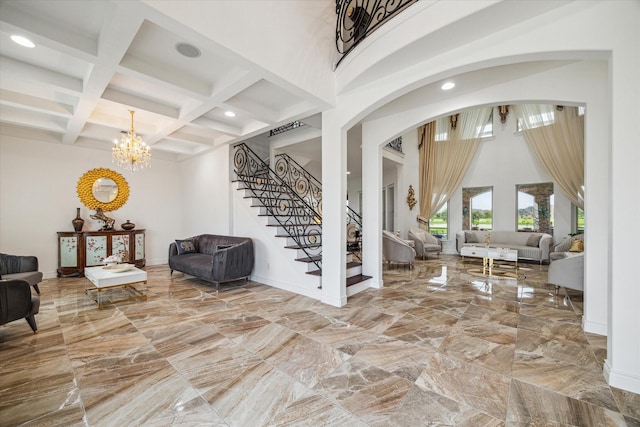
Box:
233;143;370;289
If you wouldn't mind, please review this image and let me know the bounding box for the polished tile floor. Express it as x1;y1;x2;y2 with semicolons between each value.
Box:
1;255;639;426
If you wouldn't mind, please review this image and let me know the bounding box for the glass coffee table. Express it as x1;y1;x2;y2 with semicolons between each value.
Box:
84;265;147;309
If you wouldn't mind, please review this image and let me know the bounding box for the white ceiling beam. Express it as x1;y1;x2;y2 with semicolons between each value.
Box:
0;89;73;117
0;56;83;93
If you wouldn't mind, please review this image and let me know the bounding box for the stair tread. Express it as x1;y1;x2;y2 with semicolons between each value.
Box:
285;243;321;249
347;274;372;287
295;255;322;263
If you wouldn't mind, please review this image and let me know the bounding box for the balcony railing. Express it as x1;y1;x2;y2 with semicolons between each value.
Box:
335;0;417;66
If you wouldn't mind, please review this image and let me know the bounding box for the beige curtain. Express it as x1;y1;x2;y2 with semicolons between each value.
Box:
418;107;493;224
515;105;584;208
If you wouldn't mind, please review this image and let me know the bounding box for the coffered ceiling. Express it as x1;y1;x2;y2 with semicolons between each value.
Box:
0;0;327;161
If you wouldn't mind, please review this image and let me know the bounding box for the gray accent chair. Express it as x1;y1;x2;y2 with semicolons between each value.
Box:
0;279;40;333
548;234;585;292
408;227;442;259
169;234;254;291
382;230;416;268
0;253;43;295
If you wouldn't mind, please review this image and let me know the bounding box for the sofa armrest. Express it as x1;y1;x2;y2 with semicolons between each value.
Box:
168;242;178;260
212;240;254;282
538;235;553;262
456;231;466;252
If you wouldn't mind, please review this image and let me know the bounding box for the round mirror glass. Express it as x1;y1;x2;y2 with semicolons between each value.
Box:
92;178;118;203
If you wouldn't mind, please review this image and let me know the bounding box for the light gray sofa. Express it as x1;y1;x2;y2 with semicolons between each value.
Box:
456;230;553;264
169;234;254;291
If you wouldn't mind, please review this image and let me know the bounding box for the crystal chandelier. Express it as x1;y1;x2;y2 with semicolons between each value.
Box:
112;110;150;172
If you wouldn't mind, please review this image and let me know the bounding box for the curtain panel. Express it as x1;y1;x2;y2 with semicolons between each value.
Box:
418;107;493;227
515;105;584;209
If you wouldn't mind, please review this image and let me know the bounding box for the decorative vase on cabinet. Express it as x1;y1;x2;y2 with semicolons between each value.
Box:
72;207;84;232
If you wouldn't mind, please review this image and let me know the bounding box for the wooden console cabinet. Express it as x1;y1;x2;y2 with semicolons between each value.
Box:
57;229;145;277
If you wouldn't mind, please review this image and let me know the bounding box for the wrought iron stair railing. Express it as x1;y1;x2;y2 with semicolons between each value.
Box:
234;143;323;274
274;152;363;230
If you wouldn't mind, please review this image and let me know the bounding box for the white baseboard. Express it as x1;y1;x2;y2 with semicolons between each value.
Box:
604;360;640;394
583;318;607;336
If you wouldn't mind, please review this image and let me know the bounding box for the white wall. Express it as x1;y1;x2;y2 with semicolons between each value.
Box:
0;136;182;277
179;144;233;237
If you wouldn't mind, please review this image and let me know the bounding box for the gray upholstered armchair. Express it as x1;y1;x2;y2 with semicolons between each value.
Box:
548;254;584;292
408;227;442;259
0;253;43;295
548;234;585;293
382;230;416;268
0;279;40;333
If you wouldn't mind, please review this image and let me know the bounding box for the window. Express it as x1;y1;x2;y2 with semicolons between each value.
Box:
435;112;493;141
462;186;492;230
576;206;584;233
382;184;395;232
429;203;448;239
516;183;554;234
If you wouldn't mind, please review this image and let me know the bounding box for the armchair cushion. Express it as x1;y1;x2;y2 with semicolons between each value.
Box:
568;239;584;252
175;239;197;255
526;233;542;247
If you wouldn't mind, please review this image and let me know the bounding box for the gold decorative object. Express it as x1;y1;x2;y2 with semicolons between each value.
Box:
77;168;129;212
485;232;491;246
450;113;459;130
498;105;509;123
406;184;416;210
112;110;150;172
90;207;115;231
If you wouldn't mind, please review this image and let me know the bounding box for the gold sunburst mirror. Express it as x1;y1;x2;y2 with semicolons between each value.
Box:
77;168;130;212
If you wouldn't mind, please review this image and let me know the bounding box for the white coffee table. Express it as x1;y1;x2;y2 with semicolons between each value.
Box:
84;265;147;309
460;246;518;275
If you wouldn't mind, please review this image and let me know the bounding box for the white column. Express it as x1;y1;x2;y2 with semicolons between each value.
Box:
320;110;347;307
362;123;384;288
605;7;640;393
583;82;609;336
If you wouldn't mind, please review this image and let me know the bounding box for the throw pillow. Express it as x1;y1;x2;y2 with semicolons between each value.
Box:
568;239;584;252
465;231;478;243
526;233;542;247
175;239;197;255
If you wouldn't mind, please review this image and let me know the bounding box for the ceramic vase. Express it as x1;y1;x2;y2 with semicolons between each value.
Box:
121;220;135;230
72;207;84;232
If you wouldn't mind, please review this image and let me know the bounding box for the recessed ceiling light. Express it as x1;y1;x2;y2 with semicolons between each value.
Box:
441;81;455;91
347;171;351;175
224;111;236;117
175;42;201;58
11;35;35;48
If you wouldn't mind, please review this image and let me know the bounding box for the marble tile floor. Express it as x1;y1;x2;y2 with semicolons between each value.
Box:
1;255;639;426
